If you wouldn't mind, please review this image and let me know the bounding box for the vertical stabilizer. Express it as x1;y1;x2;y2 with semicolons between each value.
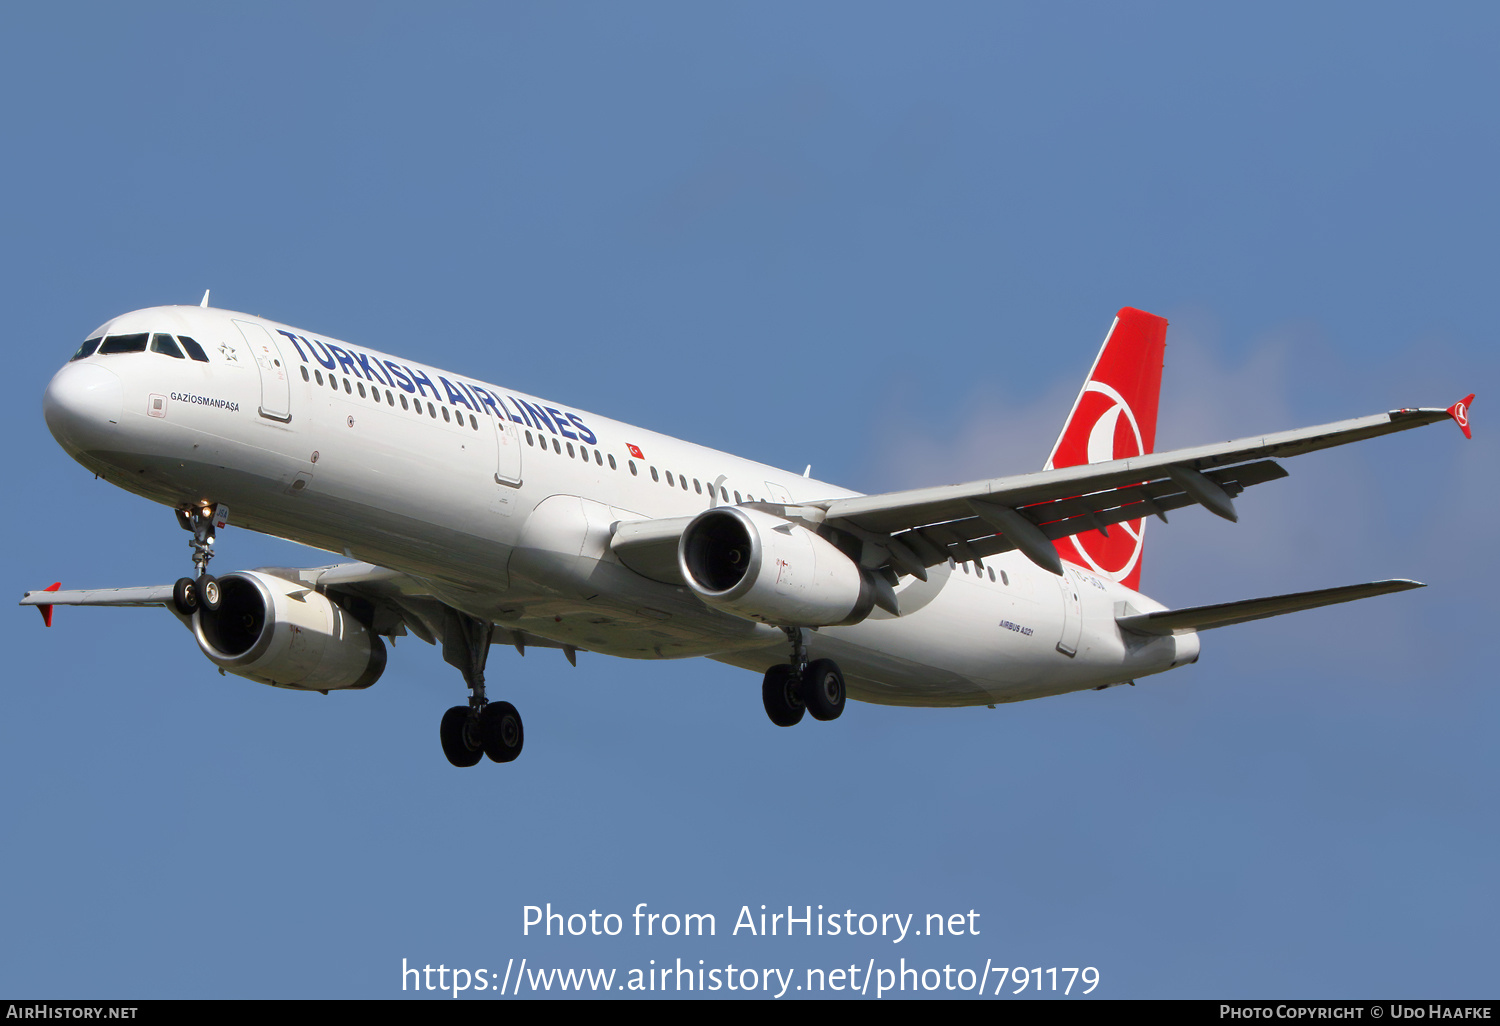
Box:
1043;307;1168;591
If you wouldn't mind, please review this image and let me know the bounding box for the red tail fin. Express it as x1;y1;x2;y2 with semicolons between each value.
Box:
1043;308;1168;592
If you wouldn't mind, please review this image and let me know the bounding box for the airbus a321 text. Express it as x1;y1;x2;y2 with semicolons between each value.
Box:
24;299;1473;766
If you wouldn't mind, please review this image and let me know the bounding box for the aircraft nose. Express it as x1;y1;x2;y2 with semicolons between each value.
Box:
44;361;123;453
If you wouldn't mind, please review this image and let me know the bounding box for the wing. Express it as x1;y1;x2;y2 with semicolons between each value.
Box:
807;404;1466;580
20;562;578;659
611;403;1467;586
21;584;176;608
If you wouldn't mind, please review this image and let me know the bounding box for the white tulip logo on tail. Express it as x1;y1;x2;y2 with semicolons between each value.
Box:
1056;381;1147;585
1043;308;1168;593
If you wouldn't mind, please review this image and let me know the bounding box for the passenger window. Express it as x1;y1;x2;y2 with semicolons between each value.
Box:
608;454;617;470
299;366;309;381
595;450;603;465
344;379;352;394
681;476;688;491
693;479;701;494
1001;571;1009;586
428;402;436;417
988;567;995;582
734;490;742;504
69;338;102;361
552;438;561;453
567;442;575;458
525;430;533;445
442;406;450;422
150;333;185;359
99;333;149;354
400;394;408;410
665;471;674;486
358;382;367;398
177;336;210;362
470;414;478;430
629;460;637;475
315;370;324;385
721;487;729;502
650;467;659;482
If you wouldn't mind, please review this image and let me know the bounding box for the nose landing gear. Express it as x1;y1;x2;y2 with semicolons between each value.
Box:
171;503;227;616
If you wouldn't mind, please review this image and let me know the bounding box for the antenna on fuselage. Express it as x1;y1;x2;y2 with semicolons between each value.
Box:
803;465;812;478
199;289;210;308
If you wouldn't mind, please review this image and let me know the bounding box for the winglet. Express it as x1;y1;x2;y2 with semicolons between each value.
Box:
1446;394;1474;439
36;582;61;627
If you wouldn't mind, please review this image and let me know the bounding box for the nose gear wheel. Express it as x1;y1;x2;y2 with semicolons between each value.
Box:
171;577;199;616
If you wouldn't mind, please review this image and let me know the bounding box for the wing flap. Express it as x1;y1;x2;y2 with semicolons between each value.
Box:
1115;579;1425;636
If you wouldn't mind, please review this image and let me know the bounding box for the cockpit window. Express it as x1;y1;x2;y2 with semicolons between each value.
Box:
69;338;102;362
150;333;185;359
177;335;210;363
98;333;149;354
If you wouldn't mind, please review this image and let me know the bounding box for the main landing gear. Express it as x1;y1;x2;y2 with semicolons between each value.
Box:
761;626;846;727
170;504;226;616
438;612;524;767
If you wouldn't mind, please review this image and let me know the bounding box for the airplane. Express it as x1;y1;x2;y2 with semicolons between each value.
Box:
23;297;1474;767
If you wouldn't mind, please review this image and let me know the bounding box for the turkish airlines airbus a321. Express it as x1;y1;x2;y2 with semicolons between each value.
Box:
24;299;1473;766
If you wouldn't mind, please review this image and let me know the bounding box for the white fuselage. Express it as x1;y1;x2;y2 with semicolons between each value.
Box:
44;305;1199;707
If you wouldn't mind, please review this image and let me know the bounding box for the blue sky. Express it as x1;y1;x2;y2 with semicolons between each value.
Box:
2;3;1494;999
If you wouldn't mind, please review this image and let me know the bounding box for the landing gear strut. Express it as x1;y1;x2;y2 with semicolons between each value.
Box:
172;504;225;615
761;627;845;727
438;611;524;767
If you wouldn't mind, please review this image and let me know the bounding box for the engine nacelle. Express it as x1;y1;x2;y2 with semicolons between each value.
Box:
678;506;876;626
193;571;386;691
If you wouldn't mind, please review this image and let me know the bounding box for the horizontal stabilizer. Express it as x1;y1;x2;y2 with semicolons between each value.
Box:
1116;579;1425;636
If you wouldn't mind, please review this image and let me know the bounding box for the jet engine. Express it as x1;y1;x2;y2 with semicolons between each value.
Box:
678;506;878;626
192;571;386;691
